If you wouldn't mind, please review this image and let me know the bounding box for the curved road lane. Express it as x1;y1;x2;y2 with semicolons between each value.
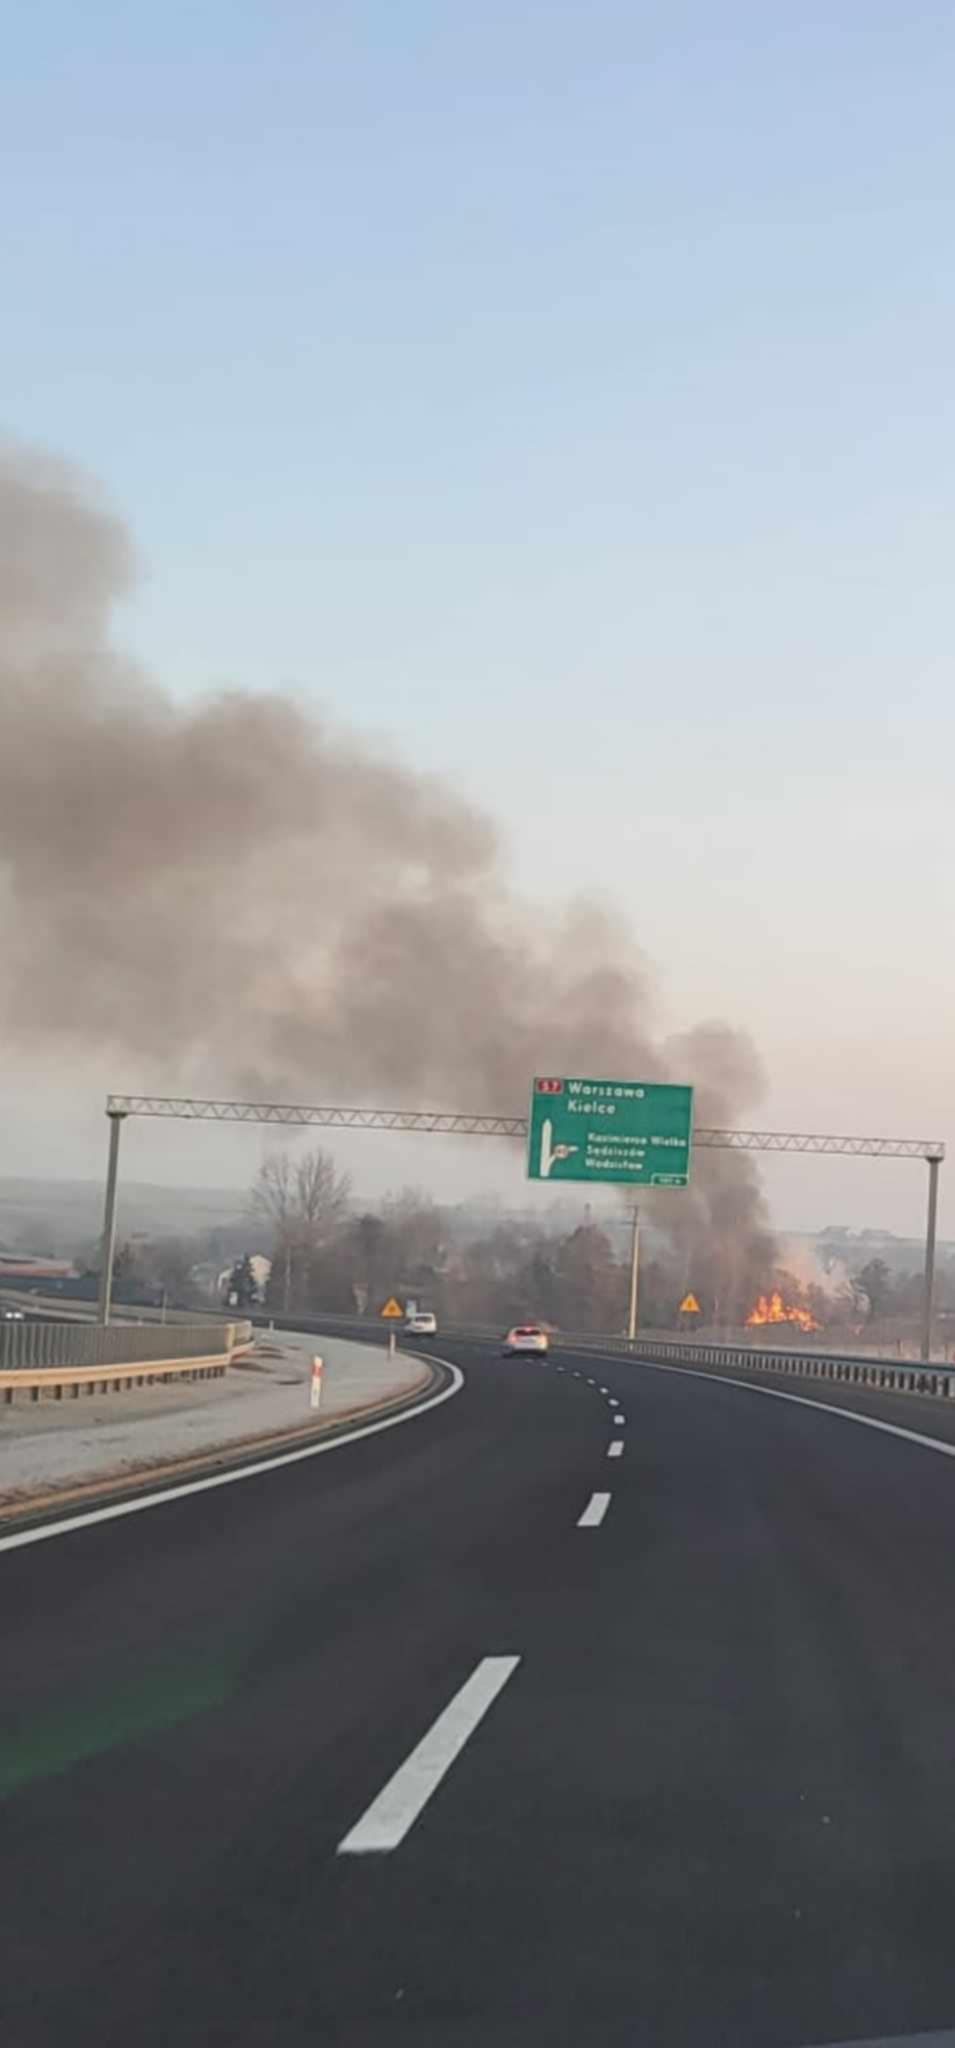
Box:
5;1340;955;2045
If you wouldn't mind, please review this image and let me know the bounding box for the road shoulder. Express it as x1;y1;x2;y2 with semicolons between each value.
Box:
0;1334;440;1528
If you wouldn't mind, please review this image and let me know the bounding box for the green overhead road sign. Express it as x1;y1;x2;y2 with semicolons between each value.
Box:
527;1076;693;1186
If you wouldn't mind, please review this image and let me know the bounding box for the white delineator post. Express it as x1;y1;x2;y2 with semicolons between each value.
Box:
310;1356;324;1410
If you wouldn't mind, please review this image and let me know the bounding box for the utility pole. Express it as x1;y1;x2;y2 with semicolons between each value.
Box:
626;1205;640;1342
97;1109;126;1326
921;1152;942;1363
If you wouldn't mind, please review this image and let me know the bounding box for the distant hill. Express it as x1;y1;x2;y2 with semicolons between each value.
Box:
805;1225;954;1273
0;1177;251;1257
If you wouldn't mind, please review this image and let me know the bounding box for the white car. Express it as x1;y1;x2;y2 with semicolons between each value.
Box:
404;1310;438;1336
502;1324;549;1356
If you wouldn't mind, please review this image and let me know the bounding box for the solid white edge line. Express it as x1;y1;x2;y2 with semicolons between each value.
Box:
578;1491;612;1527
628;1356;955;1464
607;1441;624;1458
0;1356;466;1555
337;1654;521;1854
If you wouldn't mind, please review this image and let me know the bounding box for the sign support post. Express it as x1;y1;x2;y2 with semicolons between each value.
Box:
626;1207;640;1341
97;1109;126;1327
922;1153;941;1362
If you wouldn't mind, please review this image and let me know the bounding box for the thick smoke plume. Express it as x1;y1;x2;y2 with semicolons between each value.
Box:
0;448;773;1309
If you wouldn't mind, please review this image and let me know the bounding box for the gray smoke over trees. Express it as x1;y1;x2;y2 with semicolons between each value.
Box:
0;446;775;1318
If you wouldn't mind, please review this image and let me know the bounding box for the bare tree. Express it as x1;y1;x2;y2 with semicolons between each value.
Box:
251;1152;298;1309
294;1150;352;1242
251;1152;297;1235
250;1148;351;1312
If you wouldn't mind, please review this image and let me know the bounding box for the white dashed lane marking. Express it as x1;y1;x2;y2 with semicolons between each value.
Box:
337;1656;522;1855
578;1492;612;1528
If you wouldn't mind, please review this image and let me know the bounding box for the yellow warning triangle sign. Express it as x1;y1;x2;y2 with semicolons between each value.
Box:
380;1296;403;1318
679;1292;701;1314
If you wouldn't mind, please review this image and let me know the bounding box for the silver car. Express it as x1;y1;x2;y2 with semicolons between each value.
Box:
502;1324;548;1356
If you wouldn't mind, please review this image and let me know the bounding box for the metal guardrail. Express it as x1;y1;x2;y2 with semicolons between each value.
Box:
2;1356;232;1406
0;1320;251;1373
564;1331;955;1400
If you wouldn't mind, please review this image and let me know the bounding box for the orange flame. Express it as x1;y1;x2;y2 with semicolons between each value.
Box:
746;1289;819;1333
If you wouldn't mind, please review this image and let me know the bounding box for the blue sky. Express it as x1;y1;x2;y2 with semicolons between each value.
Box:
4;1;955;1228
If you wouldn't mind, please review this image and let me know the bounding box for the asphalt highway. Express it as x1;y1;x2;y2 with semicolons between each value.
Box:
6;1337;955;2047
